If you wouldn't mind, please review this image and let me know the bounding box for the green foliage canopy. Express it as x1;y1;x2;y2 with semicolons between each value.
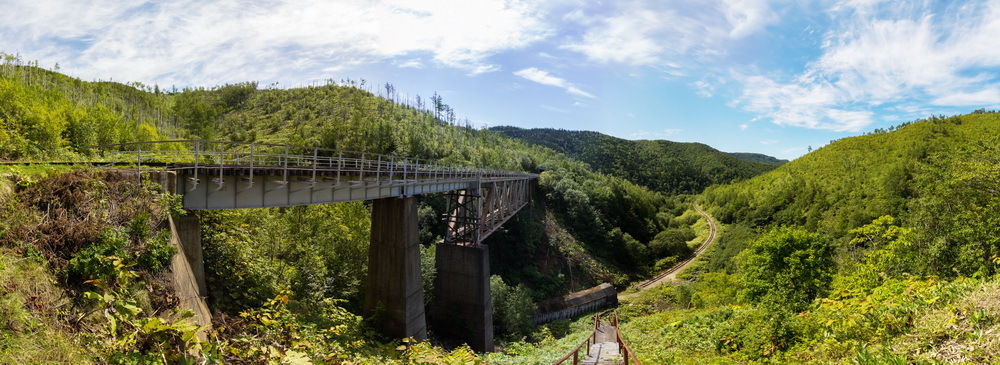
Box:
738;227;833;312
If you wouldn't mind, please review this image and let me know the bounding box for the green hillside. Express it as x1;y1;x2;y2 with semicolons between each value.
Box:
0;60;712;362
612;112;1000;363
0;65;176;160
703;112;1000;277
490;126;780;194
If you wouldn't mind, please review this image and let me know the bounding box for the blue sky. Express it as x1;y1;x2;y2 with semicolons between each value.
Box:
3;0;1000;160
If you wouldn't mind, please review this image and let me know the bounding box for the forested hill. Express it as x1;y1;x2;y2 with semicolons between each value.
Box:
726;152;787;165
490;126;780;194
1;60;713;362
615;112;1000;363
702;111;1000;277
0;60;701;288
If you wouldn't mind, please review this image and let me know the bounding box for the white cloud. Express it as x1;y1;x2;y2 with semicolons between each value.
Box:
0;0;552;86
561;0;778;67
721;0;778;38
734;0;1000;131
694;80;715;97
514;67;596;98
735;72;875;131
541;105;570;113
932;89;1000;106
396;59;424;69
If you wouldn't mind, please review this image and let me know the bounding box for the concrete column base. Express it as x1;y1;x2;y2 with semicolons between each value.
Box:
364;197;427;340
432;243;493;352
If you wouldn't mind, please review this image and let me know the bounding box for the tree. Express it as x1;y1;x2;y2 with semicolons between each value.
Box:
648;227;695;258
838;215;915;293
911;135;1000;277
171;88;220;140
490;275;534;338
738;227;832;312
383;82;395;101
430;92;444;120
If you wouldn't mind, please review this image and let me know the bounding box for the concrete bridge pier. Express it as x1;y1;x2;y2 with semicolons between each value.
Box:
364;197;428;341
431;243;493;352
168;213;212;334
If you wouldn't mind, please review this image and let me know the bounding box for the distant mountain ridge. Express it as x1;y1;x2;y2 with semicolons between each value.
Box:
490;126;781;195
727;152;788;165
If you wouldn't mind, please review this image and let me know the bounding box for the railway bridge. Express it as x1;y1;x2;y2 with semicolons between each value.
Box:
92;140;537;352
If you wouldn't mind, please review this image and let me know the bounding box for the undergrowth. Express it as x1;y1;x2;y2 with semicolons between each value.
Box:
0;170;490;363
0;249;91;363
616;272;995;364
483;314;596;365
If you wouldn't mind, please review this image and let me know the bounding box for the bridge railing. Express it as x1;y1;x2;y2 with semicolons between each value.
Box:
86;140;537;183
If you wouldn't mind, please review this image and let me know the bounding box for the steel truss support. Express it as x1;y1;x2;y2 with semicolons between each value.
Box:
442;179;531;246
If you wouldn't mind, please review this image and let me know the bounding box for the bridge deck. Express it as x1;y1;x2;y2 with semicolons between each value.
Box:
168;163;532;211
98;140;536;244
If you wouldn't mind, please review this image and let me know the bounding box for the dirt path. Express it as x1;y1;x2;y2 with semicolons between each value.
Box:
619;204;717;300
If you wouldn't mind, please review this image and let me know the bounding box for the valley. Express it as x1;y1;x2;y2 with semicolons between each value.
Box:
2;58;999;364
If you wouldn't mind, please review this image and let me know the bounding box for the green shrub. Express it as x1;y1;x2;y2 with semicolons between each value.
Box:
491;275;535;339
66;228;128;284
738;226;833;312
136;229;175;274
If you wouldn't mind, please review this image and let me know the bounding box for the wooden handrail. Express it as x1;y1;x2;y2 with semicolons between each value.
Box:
551;313;601;365
552;311;641;365
613;311;641;365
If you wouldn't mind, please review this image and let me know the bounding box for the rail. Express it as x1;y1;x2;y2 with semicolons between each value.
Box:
551;313;601;365
83;140;537;184
638;203;716;289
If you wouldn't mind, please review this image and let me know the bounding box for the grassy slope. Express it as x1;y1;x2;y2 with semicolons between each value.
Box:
605;112;1000;363
0;250;91;363
616;276;1000;364
703;113;999;237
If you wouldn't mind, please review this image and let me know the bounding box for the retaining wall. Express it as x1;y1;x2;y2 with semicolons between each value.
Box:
532;283;617;325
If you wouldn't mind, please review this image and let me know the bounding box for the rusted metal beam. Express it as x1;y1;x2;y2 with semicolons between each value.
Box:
442;178;532;246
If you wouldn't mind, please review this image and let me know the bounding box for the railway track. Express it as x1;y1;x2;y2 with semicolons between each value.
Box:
637;203;717;289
